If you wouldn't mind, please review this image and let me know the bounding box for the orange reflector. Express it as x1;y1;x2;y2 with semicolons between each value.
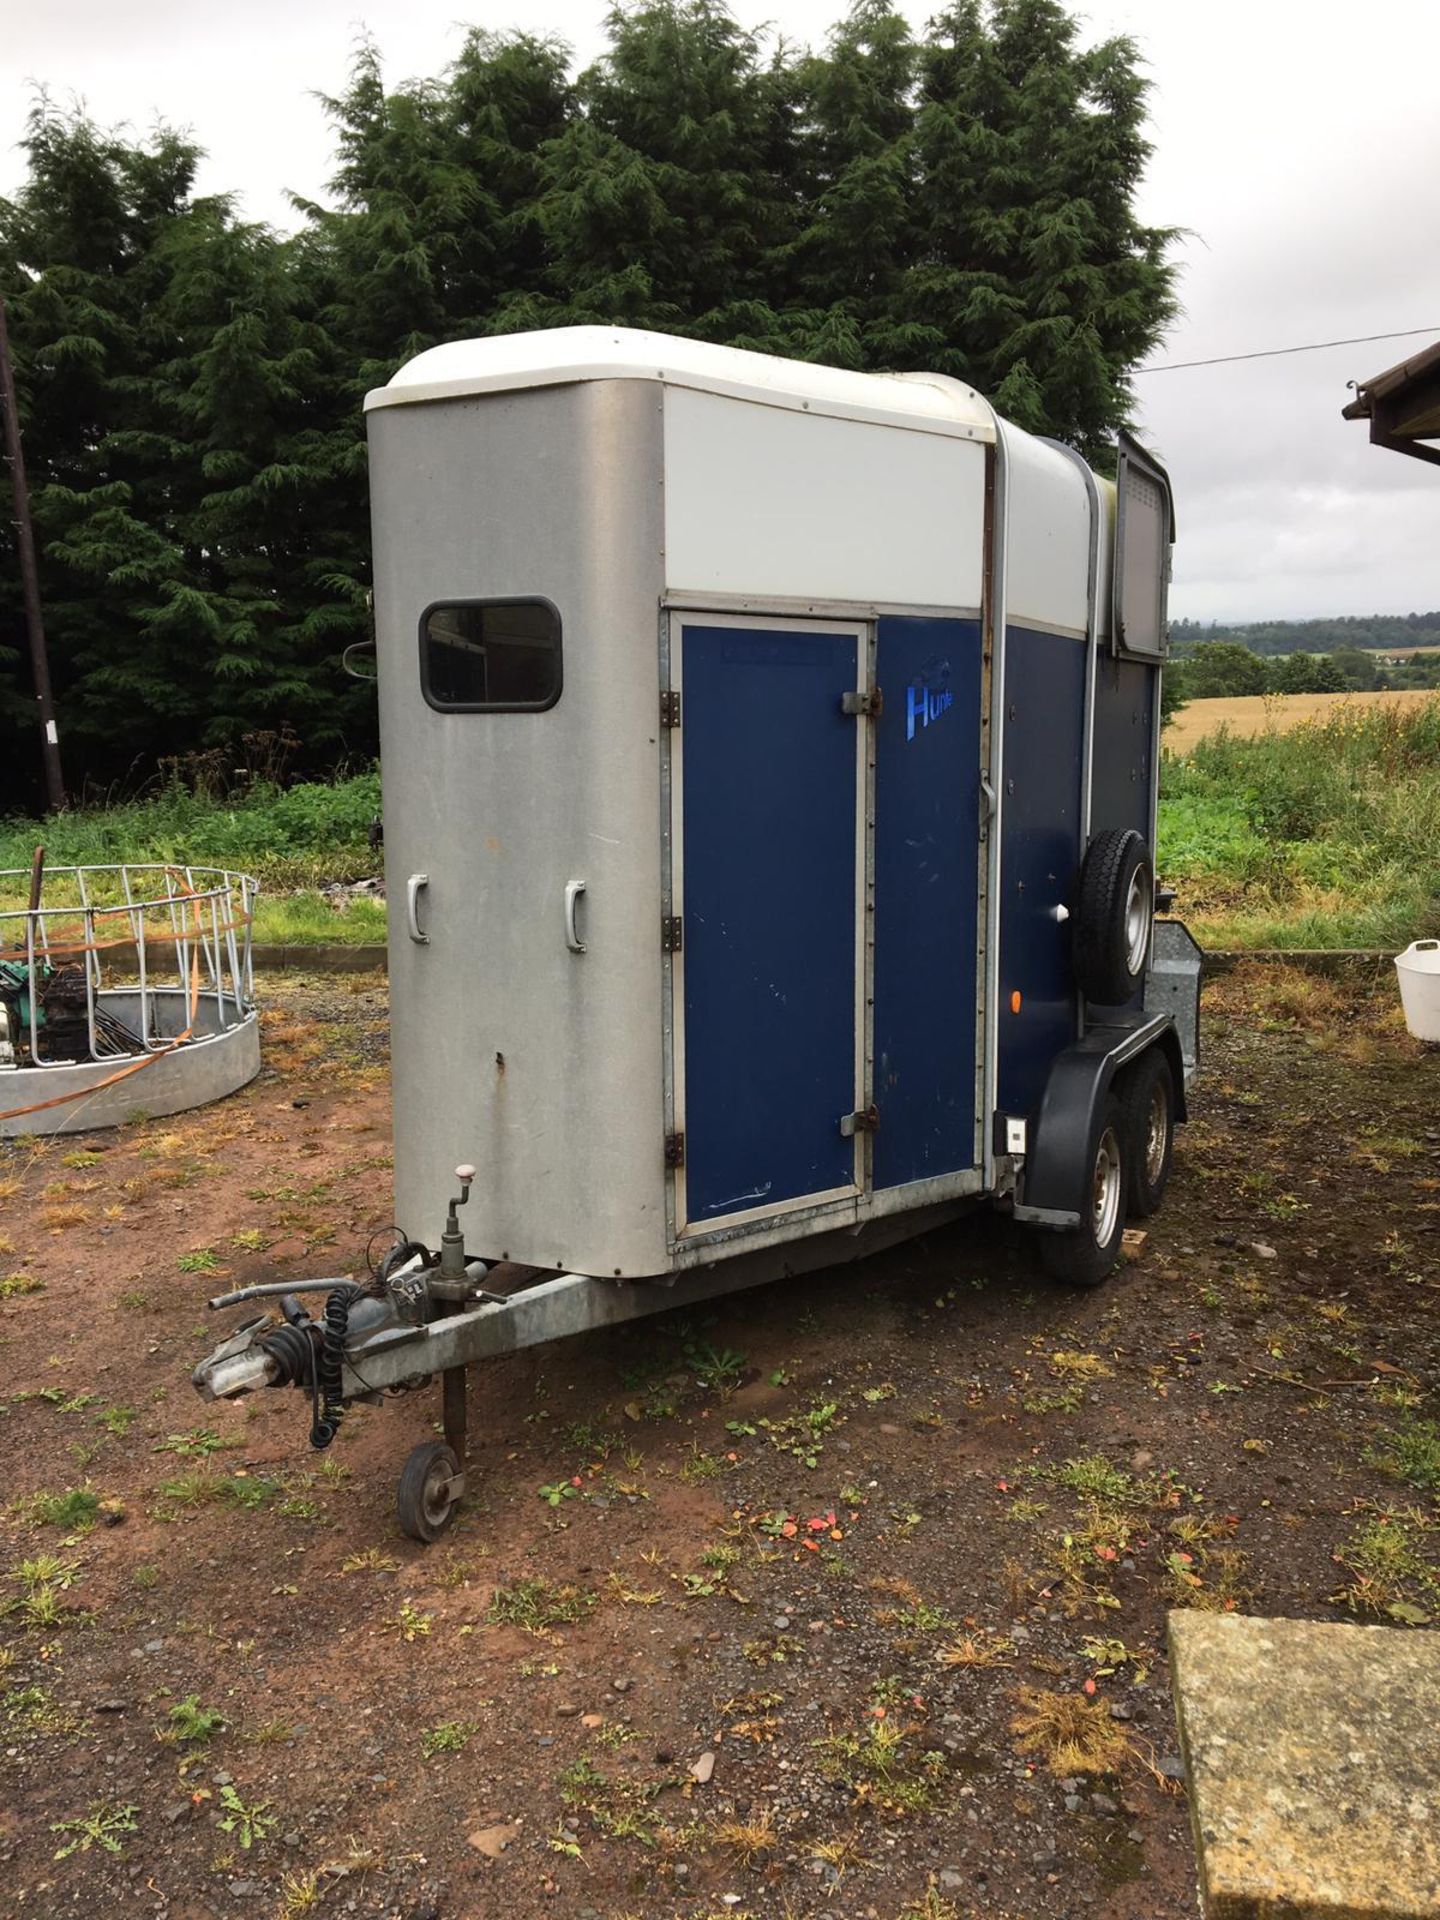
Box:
1010;990;1022;1014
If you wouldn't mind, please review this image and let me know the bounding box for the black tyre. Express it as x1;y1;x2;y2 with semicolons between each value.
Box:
1040;1094;1128;1288
1118;1047;1175;1219
397;1440;461;1543
1074;829;1153;1004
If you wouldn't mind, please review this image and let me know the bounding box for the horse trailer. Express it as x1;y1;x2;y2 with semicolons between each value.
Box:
192;327;1201;1540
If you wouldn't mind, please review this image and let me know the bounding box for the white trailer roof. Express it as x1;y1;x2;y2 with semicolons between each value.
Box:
365;325;995;442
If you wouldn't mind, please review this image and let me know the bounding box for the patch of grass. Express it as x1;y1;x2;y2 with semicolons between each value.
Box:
339;1548;398;1575
1047;1351;1113;1381
897;1886;965;1920
12;1552;78;1590
16;1488;99;1532
1366;1419;1440;1494
679;1445;723;1484
872;1576;954;1636
1022;1386;1083;1416
815;1716;947;1816
936;1633;1009;1670
1160;697;1440;949
0;1274;44;1299
12;1584;68;1629
237;1718;291;1747
1044;1456;1142;1506
153;1427;237;1458
152;1470;283;1515
1010;1688;1134;1776
276;1870;325;1919
420;1720;476;1757
558;1752;671;1847
176;1249;222;1274
487;1577;597;1633
0;770;381;895
1163;1545;1254;1613
711;1811;777;1867
1333;1508;1439;1623
604;1570;661;1606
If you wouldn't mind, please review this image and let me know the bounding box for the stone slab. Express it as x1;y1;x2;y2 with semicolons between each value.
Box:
1169;1611;1440;1919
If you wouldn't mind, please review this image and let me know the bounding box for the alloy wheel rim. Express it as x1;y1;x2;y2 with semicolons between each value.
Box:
1145;1083;1168;1184
1093;1125;1122;1245
1124;867;1152;974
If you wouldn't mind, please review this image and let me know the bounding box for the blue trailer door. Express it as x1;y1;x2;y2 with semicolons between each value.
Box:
677;621;861;1226
872;616;984;1188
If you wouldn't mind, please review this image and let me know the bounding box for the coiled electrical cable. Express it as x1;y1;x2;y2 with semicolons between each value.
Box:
310;1282;363;1450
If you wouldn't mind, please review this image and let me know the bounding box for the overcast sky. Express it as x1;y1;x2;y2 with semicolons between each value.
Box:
5;0;1439;623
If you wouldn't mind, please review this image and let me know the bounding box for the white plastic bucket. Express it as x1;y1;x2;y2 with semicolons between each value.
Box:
1395;939;1440;1041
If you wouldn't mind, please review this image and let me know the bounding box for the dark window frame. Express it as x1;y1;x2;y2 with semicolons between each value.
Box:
418;595;564;714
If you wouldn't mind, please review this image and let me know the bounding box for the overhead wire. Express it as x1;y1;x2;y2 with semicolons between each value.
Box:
1137;324;1440;375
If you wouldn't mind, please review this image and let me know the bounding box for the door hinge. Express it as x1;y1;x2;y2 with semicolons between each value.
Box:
664;1131;685;1169
660;689;681;728
840;1105;880;1137
840;687;883;718
662;915;683;952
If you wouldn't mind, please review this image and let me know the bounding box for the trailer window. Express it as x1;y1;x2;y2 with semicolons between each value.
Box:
420;599;562;711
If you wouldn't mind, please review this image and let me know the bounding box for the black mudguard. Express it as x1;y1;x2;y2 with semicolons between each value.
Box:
1013;1012;1186;1228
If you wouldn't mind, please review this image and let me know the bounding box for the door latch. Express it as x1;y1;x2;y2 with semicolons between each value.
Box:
841;688;884;718
840;1105;880;1137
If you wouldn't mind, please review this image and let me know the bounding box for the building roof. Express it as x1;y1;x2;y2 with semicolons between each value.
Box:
365;325;996;442
1342;338;1440;466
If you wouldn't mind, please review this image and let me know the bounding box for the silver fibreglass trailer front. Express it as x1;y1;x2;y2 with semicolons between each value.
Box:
192;328;1198;1540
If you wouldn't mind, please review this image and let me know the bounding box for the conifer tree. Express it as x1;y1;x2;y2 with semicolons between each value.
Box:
0;1;1179;804
903;0;1175;460
534;1;796;338
784;0;919;361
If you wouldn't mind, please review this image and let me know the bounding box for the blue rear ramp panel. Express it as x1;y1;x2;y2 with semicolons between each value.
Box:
872;616;983;1188
680;624;859;1224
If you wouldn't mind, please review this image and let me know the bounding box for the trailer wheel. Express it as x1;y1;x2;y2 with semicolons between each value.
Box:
1119;1047;1175;1218
1074;829;1153;1004
397;1440;461;1543
1040;1095;1128;1288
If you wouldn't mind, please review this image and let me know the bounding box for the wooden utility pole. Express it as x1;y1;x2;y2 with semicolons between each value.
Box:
0;293;66;812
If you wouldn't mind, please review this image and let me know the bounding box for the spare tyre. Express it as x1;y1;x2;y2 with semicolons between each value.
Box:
1074;828;1153;1004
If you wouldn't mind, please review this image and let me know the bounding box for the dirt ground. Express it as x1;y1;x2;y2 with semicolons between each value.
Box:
2;963;1439;1920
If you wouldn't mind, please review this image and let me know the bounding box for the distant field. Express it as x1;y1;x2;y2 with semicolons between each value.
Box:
1167;688;1440;754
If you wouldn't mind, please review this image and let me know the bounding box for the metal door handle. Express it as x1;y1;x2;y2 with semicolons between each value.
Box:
979;771;996;831
564;879;587;954
406;873;430;945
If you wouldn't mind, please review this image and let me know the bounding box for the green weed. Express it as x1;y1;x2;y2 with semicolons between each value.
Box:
165;1696;225;1743
420;1720;475;1757
487;1578;597;1633
216;1784;276;1850
1367;1419;1440;1494
51;1801;139;1860
17;1488;99;1532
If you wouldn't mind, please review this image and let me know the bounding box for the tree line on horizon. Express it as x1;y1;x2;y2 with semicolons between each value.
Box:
1169;634;1440;707
0;0;1176;812
1171;613;1440;659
